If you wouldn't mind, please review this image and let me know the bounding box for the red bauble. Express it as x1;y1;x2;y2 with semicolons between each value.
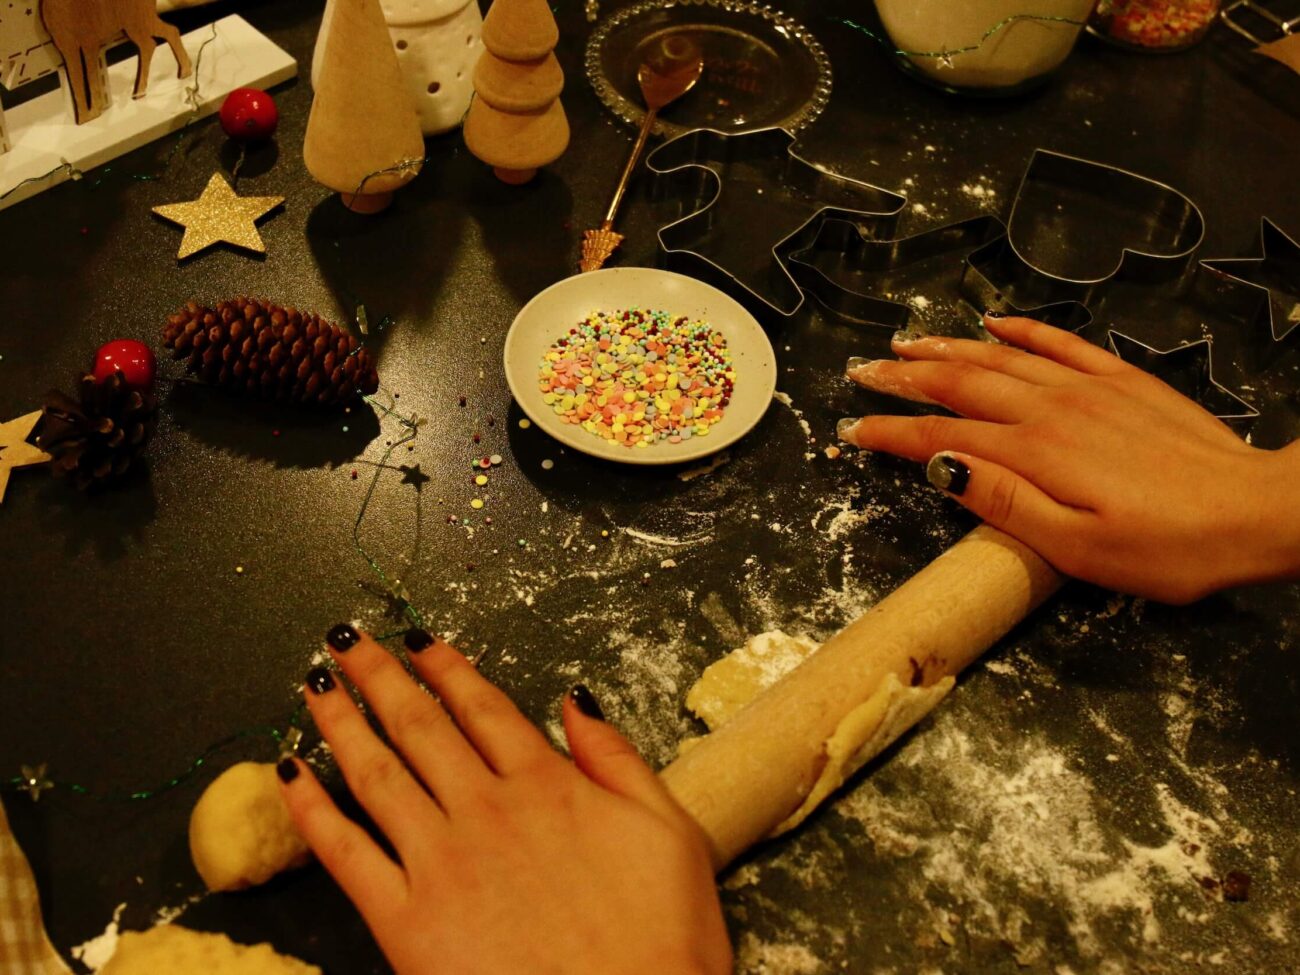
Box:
219;88;279;142
93;339;156;390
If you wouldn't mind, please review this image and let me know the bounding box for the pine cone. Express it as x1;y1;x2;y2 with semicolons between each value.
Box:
162;298;380;406
38;372;158;490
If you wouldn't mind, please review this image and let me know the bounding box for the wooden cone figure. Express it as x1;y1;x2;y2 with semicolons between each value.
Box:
463;0;568;185
305;0;424;213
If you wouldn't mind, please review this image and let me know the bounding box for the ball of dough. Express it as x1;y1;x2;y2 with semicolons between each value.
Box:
189;761;311;892
100;925;320;975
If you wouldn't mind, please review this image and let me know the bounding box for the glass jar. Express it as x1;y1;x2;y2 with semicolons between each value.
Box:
1088;0;1223;51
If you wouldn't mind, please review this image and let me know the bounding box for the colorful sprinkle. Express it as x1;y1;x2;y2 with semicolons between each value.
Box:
541;459;554;470
475;474;488;486
489;454;503;466
518;419;531;429
537;308;734;449
471;498;484;509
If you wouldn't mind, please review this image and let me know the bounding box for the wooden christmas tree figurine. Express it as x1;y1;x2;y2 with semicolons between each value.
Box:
463;0;568;185
304;0;424;213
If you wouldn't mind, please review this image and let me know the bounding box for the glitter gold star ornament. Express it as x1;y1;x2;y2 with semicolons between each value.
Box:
152;173;284;259
0;411;52;503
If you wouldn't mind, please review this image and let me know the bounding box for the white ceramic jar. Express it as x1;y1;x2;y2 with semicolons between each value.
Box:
314;0;483;135
873;0;1094;93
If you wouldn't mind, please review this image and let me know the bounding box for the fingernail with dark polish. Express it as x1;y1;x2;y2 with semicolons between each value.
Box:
927;454;970;496
404;628;435;653
306;667;336;695
326;623;360;652
984;309;1007;319
276;758;299;784
845;356;871;374
570;684;605;721
837;417;860;441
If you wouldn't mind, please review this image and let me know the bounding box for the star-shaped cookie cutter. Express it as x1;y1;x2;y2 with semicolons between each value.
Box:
1107;331;1259;422
1200;217;1300;343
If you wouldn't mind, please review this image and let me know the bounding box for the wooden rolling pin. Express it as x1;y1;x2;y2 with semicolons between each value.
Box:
660;524;1063;871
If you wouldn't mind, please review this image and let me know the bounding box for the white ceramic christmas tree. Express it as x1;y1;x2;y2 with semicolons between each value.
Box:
314;0;483;136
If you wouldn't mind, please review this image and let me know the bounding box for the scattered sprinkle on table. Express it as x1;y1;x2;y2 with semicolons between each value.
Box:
518;418;531;429
471;499;484;509
475;474;488;486
537;308;734;449
541;459;554;470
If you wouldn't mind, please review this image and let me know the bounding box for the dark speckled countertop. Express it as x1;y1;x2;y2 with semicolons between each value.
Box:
2;1;1298;972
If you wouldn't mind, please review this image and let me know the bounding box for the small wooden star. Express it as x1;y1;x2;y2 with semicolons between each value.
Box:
152;173;284;260
0;411;52;503
19;762;53;802
278;727;304;759
399;463;430;491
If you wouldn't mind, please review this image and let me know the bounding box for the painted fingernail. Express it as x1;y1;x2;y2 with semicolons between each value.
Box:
927;454;970;496
984;309;1007;319
837;417;860;441
326;623;360;652
569;684;605;721
845;356;871;375
306;667;335;695
276;758;299;784
404;628;435;653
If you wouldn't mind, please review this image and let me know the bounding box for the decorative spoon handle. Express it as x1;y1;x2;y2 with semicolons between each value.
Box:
579;107;660;273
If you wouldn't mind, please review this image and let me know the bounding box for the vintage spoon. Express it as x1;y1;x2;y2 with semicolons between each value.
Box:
580;39;704;272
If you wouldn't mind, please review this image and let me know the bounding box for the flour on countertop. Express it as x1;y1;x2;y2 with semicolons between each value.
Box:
70;902;125;972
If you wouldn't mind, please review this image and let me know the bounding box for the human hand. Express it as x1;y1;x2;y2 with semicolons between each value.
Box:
837;313;1299;604
277;625;732;975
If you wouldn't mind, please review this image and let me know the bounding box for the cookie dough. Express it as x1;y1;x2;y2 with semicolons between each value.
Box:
100;925;319;975
684;631;954;836
189;762;311;892
661;526;1063;870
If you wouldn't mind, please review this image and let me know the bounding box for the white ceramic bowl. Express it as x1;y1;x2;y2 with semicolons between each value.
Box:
503;268;777;465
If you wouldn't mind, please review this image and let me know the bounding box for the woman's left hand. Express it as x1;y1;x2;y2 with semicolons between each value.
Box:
277;625;732;975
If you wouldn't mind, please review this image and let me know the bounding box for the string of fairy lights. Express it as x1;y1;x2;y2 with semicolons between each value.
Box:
4;7;1089;804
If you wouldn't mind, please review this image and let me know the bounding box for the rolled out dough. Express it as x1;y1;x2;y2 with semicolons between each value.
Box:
684;630;954;836
99;925;320;975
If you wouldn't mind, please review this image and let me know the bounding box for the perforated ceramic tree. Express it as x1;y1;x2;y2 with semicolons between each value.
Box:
304;0;425;213
314;0;484;136
462;0;568;185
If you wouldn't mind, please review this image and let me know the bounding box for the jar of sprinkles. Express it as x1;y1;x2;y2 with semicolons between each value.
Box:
1088;0;1222;51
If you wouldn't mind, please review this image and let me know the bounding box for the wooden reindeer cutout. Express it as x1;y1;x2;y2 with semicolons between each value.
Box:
40;0;193;124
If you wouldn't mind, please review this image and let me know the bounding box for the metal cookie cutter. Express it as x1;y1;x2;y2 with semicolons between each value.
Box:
784;214;1006;329
785;213;1094;334
1107;331;1259;422
1220;0;1300;43
1200;217;1300;343
644;127;906;323
962;149;1206;317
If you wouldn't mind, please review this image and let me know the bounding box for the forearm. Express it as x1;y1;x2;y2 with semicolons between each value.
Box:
1234;440;1300;588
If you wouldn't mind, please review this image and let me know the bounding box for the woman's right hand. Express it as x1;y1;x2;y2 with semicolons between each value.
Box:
838;313;1300;604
